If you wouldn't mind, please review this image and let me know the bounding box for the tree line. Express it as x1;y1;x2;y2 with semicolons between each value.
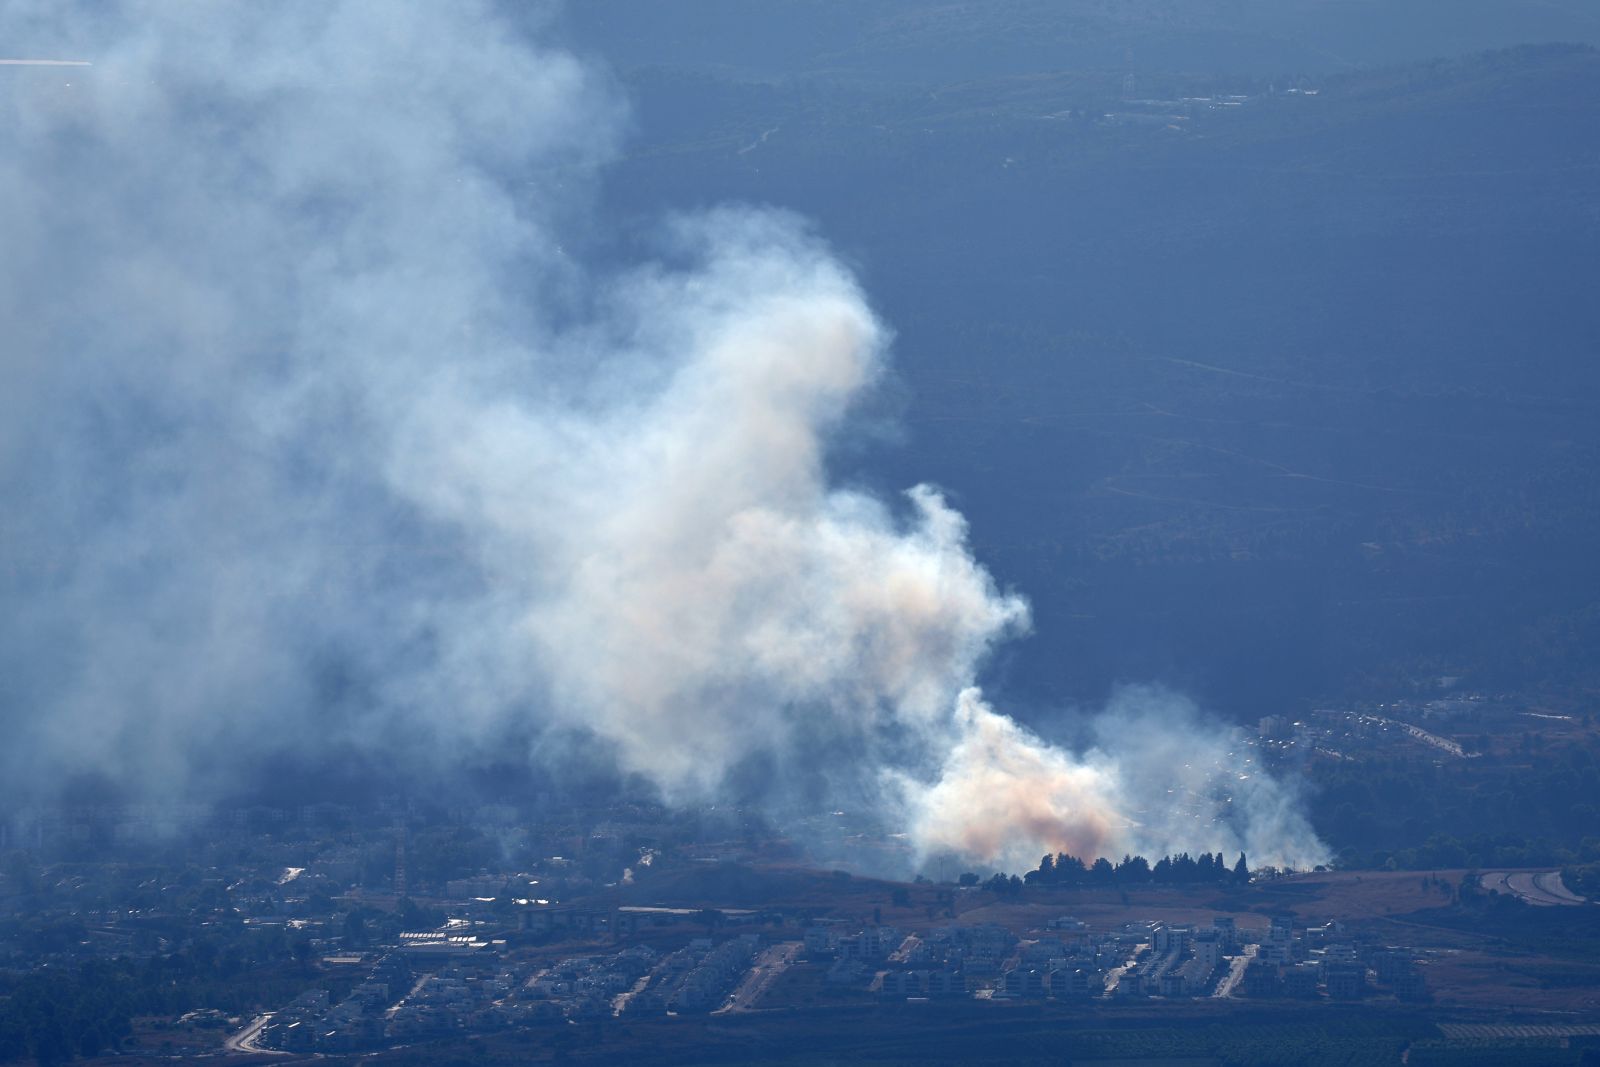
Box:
963;850;1251;895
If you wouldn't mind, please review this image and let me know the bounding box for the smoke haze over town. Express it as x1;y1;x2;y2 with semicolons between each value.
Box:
6;3;1600;1064
0;0;1333;875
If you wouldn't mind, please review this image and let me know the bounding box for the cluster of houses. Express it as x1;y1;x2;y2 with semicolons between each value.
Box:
261;942;719;1052
387;965;528;1037
245;902;1436;1057
394;938;761;1025
1108;921;1227;998
261;954;413;1052
806;913;1428;1006
807;920;1113;1000
524;946;662;1020
1238;916;1428;1001
804;923;908;986
621;936;760;1014
254;926;770;1054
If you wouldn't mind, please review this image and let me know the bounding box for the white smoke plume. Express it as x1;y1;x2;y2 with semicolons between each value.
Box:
0;1;1325;871
903;687;1327;873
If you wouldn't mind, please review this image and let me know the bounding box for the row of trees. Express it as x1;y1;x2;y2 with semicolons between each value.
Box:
959;850;1252;893
1027;849;1250;887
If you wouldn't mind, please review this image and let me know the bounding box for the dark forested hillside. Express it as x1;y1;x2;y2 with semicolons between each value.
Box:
557;23;1600;718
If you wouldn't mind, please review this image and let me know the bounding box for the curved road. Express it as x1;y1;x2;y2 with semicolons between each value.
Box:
1480;869;1588;907
224;1012;290;1055
1533;870;1587;904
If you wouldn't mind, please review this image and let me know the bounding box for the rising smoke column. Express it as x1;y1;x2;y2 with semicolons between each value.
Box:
0;0;1325;871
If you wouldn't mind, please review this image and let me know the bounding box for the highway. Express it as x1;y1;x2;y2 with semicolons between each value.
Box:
1480;869;1588;907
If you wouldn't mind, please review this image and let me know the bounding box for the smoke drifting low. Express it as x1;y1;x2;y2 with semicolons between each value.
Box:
0;2;1325;871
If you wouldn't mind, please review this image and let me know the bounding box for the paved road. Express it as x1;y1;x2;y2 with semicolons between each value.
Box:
1370;716;1467;758
613;971;654;1016
1481;869;1588;907
223;1012;288;1056
1213;945;1255;999
1103;944;1148;996
1533;870;1588;904
386;971;432;1019
714;941;799;1014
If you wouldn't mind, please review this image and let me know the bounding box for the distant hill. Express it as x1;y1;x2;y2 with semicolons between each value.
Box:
554;0;1600;82
571;28;1600;716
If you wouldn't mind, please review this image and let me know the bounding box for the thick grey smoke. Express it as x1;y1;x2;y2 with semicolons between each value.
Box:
0;1;1325;871
902;687;1327;872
